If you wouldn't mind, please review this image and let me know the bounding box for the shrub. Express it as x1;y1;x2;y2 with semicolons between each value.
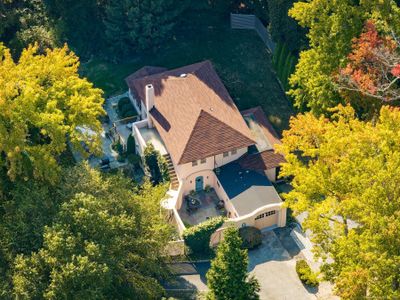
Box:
127;135;136;154
122;109;136;118
112;141;123;155
183;216;225;254
117;97;130;111
239;226;262;249
296;259;319;287
143;143;169;184
127;153;140;166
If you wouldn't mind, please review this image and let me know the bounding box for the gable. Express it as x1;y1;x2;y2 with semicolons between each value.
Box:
178;111;254;164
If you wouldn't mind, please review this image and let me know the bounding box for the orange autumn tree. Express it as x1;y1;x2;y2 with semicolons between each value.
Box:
338;21;400;102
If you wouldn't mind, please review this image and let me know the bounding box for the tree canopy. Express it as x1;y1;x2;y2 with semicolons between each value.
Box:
8;164;172;299
206;226;260;300
0;44;104;183
277;105;400;298
104;0;188;58
338;21;400;104
288;0;400;114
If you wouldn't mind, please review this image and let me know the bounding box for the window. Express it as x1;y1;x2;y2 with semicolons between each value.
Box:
223;151;229;157
231;148;237;155
255;211;276;221
255;213;264;220
200;158;206;164
192;160;198;166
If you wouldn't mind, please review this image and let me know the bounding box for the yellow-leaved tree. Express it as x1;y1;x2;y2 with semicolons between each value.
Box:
0;43;104;183
277;105;400;299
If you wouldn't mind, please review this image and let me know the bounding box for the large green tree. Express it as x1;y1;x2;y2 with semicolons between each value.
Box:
10;164;172;299
104;0;188;57
288;0;400;114
0;0;58;55
206;227;260;300
277;105;400;298
45;0;108;57
0;44;104;183
267;0;307;53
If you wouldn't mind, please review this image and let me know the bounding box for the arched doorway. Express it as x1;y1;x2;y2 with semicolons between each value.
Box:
195;176;204;192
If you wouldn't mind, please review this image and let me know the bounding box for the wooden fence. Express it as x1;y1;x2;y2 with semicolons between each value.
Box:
230;13;275;53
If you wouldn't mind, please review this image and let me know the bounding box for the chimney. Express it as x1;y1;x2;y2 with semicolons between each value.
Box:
145;84;154;128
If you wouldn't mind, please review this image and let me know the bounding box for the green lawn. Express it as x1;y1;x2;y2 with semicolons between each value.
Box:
80;12;294;133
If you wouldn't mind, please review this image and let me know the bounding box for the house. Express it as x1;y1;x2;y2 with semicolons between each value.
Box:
125;60;286;233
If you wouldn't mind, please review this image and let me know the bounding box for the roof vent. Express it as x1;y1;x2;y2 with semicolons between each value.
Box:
180;73;187;78
210;107;214;112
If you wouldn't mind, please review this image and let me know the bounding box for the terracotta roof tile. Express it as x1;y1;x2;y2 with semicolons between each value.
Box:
239;150;285;170
239;106;286;171
127;61;255;164
125;66;167;85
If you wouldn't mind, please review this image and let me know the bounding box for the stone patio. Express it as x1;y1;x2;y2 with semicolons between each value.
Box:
178;189;226;226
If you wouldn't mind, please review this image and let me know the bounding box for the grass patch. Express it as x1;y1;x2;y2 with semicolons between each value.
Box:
80;11;294;133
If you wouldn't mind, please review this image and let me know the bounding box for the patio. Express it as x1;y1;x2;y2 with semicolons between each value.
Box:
178;189;226;226
139;126;168;156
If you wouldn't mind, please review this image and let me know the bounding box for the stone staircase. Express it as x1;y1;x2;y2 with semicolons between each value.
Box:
163;154;179;190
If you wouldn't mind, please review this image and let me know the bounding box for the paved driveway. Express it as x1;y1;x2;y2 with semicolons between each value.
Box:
166;228;334;300
249;230;316;300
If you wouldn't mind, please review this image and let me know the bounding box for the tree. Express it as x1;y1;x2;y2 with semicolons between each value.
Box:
288;0;400;114
206;227;260;300
45;0;108;58
104;0;188;58
0;44;104;183
338;21;400;103
11;163;172;299
277;105;400;298
267;0;307;54
0;0;58;55
143;143;169;184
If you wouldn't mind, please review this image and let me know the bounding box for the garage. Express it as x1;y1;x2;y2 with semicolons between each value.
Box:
254;210;278;229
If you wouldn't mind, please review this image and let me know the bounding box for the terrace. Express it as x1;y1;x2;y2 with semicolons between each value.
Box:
138;126;168;156
178;189;226;226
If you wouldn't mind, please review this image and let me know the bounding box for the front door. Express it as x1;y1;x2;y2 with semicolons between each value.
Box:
195;176;204;192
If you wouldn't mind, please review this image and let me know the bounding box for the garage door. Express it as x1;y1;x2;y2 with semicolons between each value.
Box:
254;210;278;229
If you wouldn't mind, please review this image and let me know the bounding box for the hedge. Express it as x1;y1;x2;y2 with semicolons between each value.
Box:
183;216;225;254
295;259;319;287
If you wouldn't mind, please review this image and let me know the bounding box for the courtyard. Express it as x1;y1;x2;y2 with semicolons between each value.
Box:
178;189;226;227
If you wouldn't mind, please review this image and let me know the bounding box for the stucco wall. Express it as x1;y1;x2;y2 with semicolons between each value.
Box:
265;168;277;182
175;147;247;180
176;157;215;180
226;203;287;229
215;147;247;167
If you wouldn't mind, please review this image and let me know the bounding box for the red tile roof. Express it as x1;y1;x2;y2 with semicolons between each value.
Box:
126;61;255;164
239;150;285;170
125;66;167;84
239;106;286;171
241;106;281;149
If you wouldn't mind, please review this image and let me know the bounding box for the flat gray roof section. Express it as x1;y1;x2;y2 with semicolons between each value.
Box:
216;162;282;216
